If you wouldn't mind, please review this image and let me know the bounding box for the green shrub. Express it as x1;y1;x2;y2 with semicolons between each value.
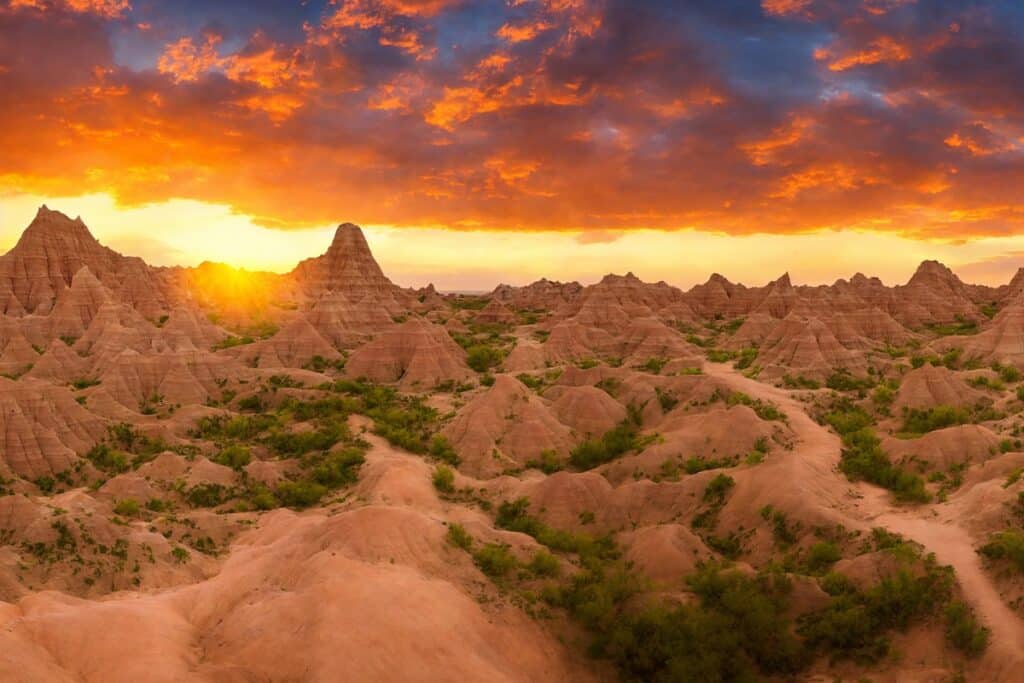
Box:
528;550;560;577
526;449;563;474
944;601;989;657
428;435;460;465
432;464;455;493
268;374;302;390
706;348;736;363
172;546;190;563
213;444;252;470
838;428;930;504
466;344;504;372
569;421;639;470
684;455;739;474
265;422;345;456
446;523;473;550
237;395;263;412
639;357;668;374
900;405;970;434
304;354;346;373
275;480;327;508
820;399;929;503
967;375;1004;391
703;474;735;504
516;373;544;390
979;530;1024;573
555;563;807;681
783;374;820;390
495;498;611;558
248;485;279;510
656;387;678;412
212;334;255;350
734;346;759;370
310;448;364;488
822;402;873;435
724;391;785;421
826;370;874;392
805;541;842;574
192;413;278;441
926;318;978;336
1001;365;1023;383
1005;468;1023;488
85;444;130;474
761;505;799;548
473;543;517;577
113;498;140;517
871;383;896;412
799;560;953;663
185;483;229;508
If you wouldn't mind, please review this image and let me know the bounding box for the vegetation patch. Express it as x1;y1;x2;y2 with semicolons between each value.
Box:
898;403;1002;436
979;529;1024;573
821;399;930;503
569;420;642;470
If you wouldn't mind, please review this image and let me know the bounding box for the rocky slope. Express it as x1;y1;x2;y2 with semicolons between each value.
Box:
0;207;1023;681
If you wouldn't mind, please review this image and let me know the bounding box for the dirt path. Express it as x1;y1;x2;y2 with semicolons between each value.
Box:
875;513;1024;670
703;362;1024;675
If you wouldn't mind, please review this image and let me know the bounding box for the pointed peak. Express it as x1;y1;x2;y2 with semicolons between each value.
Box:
292;220;397;298
908;259;962;287
707;273;732;286
33;204;69;222
913;259;955;277
25;205;95;238
331;222;367;245
772;272;792;289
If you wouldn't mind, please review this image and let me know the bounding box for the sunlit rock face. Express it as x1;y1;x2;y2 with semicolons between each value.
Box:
0;207;173;319
292;223;405;302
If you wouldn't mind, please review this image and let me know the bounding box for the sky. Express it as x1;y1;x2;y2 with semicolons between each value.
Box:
1;0;1024;289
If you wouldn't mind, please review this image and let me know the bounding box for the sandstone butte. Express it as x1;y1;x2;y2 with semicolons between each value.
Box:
0;206;1022;681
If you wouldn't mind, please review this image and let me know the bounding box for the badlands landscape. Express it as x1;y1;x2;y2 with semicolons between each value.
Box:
2;206;1024;682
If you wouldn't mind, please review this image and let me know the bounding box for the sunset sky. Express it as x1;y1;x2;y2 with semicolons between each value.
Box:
1;0;1023;289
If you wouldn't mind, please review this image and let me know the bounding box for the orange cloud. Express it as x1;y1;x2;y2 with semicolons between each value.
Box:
426;78;523;129
761;0;813;17
496;20;553;43
7;0;130;17
819;36;911;71
157;35;223;84
224;45;302;89
741;116;812;166
770;162;870;199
